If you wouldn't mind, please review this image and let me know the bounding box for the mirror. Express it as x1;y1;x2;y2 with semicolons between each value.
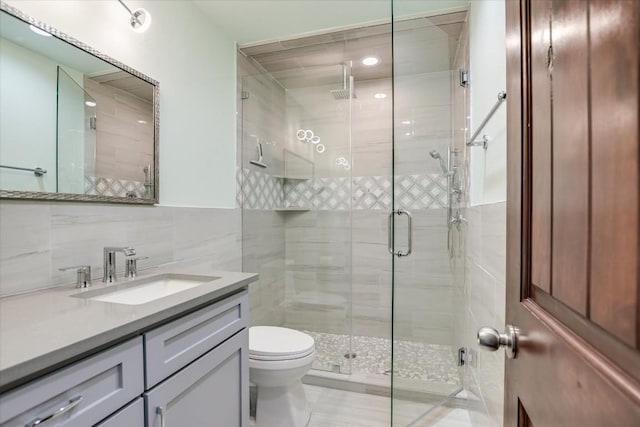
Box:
0;4;159;204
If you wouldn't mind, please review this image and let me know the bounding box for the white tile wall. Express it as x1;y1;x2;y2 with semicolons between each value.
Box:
463;202;507;427
0;200;241;297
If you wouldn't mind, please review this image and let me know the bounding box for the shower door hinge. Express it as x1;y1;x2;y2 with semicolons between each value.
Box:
457;347;466;366
241;91;250;100
459;69;469;87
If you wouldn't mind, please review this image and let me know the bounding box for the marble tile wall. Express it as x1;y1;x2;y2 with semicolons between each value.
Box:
462;202;507;427
283;208;456;345
392;209;456;344
84;77;154;184
242;209;286;327
0;200;241;297
284;211;352;334
237;53;288;327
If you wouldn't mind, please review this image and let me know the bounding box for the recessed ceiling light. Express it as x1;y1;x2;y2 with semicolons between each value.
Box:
29;25;52;37
401;120;412;125
85;101;97;107
404;132;411;136
374;93;387;99
137;120;147;124
361;56;379;66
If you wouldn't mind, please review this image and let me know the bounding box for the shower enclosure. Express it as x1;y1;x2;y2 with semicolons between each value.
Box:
238;3;470;425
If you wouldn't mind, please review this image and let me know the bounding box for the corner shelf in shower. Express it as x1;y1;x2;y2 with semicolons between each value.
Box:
272;175;310;181
275;207;310;212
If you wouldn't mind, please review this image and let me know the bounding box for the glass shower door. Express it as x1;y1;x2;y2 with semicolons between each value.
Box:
391;3;469;425
239;61;354;374
56;67;96;194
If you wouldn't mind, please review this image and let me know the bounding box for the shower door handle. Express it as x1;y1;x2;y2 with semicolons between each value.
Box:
388;209;413;257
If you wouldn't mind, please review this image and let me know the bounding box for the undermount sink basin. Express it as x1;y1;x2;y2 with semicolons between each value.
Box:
71;273;220;305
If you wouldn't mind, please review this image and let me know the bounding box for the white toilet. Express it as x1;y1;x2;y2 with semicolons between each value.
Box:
249;326;315;427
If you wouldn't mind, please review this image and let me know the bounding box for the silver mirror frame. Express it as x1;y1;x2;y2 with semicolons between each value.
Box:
0;1;160;205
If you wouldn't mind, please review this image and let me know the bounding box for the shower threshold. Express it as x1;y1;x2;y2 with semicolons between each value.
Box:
300;330;462;401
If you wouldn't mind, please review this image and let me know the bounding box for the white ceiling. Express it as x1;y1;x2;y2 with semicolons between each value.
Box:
0;10;117;75
192;0;469;46
240;11;467;89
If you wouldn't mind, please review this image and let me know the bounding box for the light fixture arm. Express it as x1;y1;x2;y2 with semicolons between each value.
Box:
116;0;142;25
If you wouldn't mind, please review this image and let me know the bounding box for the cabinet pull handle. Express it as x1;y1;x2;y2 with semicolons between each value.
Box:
26;396;83;426
157;406;166;427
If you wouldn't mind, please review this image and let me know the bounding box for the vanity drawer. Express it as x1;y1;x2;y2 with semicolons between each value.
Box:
144;290;248;388
95;397;144;427
0;337;143;427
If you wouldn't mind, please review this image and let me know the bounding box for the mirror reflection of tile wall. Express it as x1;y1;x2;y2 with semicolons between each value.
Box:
83;76;154;198
84;77;153;182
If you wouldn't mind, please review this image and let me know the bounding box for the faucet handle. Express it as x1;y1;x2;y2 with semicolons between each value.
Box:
59;265;92;288
124;256;148;279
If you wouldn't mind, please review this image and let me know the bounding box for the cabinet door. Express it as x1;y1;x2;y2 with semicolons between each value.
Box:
144;291;248;389
0;338;143;427
95;398;144;427
144;330;249;427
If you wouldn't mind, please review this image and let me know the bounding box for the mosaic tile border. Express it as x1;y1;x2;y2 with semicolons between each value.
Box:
84;176;147;199
237;168;448;211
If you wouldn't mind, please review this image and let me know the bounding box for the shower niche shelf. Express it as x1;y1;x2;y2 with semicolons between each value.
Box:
275;207;310;212
277;149;314;182
272;175;310;181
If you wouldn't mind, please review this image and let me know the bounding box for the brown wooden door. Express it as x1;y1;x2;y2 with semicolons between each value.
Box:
504;0;640;425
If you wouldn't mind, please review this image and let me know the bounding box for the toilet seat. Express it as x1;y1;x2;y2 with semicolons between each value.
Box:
249;326;315;361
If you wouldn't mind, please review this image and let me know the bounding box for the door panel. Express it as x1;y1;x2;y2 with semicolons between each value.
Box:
529;0;552;295
505;0;640;425
549;0;589;315
588;0;640;347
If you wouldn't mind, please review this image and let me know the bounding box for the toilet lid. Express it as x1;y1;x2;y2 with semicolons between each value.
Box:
249;326;315;360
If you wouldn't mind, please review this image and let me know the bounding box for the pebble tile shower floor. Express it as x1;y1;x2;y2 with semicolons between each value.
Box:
303;331;461;386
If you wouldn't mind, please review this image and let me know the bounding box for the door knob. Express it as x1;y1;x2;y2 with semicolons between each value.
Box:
477;324;518;359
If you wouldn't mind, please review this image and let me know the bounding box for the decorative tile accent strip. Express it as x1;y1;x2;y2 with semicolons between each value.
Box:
84;176;147;198
393;173;448;209
284;173;447;210
237;168;448;211
237;168;283;210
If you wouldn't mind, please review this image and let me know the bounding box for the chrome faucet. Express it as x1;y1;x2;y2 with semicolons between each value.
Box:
103;247;136;283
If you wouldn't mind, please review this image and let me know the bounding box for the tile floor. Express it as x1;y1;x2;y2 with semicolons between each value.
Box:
305;385;472;427
303;331;461;386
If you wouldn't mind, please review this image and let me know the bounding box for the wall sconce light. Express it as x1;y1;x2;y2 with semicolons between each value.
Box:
117;0;152;33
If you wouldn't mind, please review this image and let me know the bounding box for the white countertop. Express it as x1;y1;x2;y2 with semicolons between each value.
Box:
0;260;257;391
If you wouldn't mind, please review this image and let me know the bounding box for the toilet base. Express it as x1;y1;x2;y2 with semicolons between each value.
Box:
254;379;310;427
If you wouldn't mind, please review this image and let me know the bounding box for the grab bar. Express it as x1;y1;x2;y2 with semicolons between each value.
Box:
467;91;507;149
0;164;47;176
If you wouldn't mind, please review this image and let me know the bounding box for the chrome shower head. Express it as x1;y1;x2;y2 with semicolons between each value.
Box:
330;63;357;100
429;150;450;175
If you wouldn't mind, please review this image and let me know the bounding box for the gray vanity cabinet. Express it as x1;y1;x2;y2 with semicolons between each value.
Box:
144;330;249;427
95;398;144;426
0;338;143;427
0;290;249;427
144;291;248;389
